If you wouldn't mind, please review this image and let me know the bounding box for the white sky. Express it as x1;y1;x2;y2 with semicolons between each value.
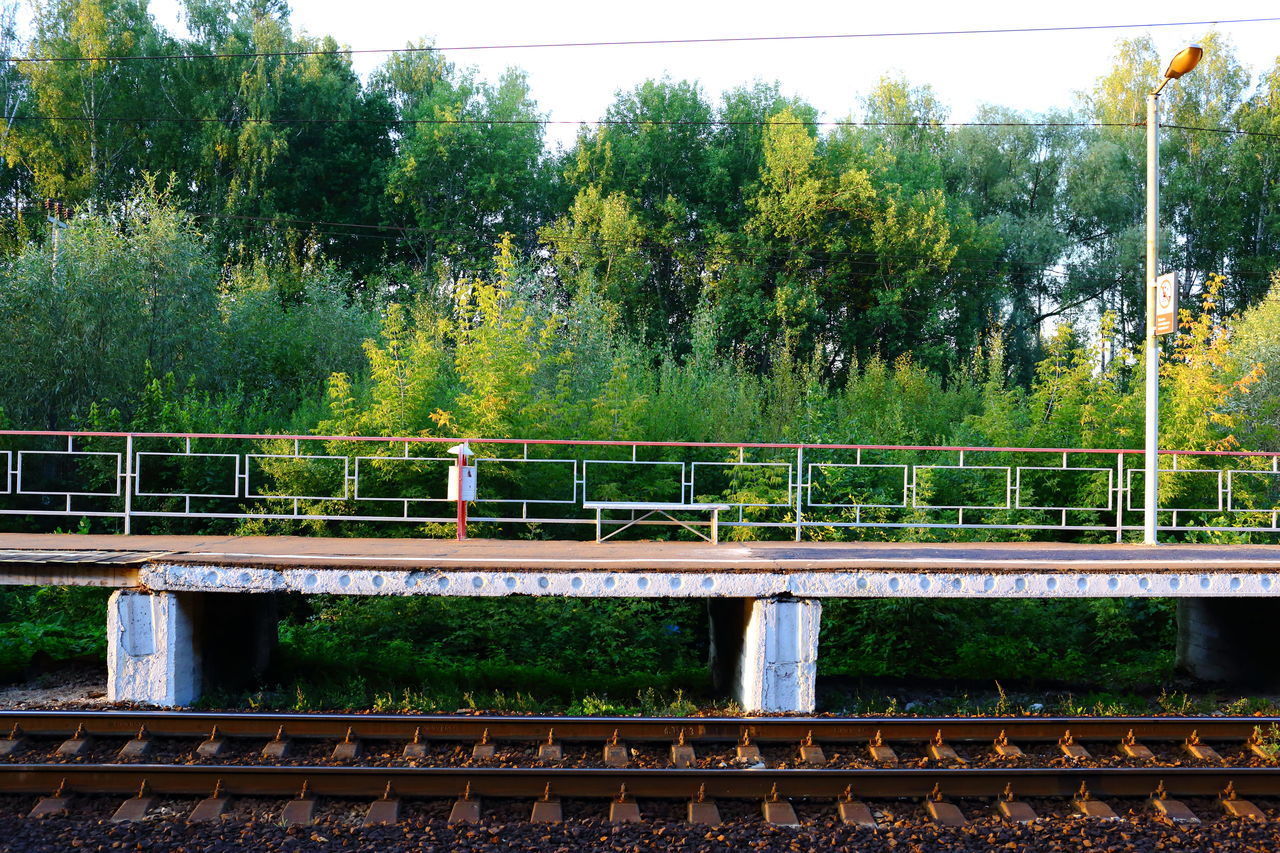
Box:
143;0;1279;149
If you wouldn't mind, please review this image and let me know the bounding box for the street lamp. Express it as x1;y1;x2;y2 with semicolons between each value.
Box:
1144;44;1202;545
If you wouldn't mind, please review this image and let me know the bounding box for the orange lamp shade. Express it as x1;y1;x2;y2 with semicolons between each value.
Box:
1164;45;1203;79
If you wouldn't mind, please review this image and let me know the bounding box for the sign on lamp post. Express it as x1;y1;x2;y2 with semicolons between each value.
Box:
1154;273;1178;336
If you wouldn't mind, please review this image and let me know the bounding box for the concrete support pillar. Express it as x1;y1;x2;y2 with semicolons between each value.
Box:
710;597;821;713
1177;598;1280;687
107;590;202;706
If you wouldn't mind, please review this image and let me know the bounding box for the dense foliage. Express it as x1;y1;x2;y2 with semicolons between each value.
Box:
0;3;1276;397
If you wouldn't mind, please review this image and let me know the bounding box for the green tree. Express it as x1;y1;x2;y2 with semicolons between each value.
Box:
0;191;219;427
381;49;551;274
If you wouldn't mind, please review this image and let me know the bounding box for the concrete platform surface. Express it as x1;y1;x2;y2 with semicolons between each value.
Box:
4;534;1280;598
5;533;1280;570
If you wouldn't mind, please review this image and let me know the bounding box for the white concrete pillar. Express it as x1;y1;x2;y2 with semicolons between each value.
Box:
107;590;201;706
733;597;822;713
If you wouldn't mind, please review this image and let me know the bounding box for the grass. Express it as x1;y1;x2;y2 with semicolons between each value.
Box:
210;679;718;716
820;681;1280;717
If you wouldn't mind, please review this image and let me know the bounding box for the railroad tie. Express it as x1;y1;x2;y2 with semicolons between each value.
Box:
1058;730;1091;760
472;728;496;760
868;730;898;765
1183;730;1221;762
280;780;315;826
332;726;361;760
687;784;721;825
735;729;762;763
188;779;230;822
799;730;825;765
1247;729;1278;762
992;730;1023;759
923;784;966;827
110;781;154;823
537;728;562;761
1120;729;1154;760
670;728;696;768
196;726;226;758
609;785;642;823
0;724;24;757
118;725;152;759
26;778;70;819
403;727;428;759
927;730;964;763
602;729;628;767
837;786;877;827
1218;781;1267;822
55;723;89;757
448;783;480;824
1072;782;1119;820
262;725;290;759
1147;780;1200;824
994;783;1037;823
761;783;799;826
363;782;400;826
530;782;562;823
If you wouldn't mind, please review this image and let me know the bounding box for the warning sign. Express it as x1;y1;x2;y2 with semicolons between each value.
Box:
1154;272;1178;335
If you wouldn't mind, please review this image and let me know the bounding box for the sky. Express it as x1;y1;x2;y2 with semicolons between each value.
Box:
132;0;1280;148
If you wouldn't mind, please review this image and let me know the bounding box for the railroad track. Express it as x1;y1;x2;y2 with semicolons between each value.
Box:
3;711;1280;826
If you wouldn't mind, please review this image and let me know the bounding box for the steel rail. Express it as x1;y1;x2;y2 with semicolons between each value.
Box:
5;764;1280;799
2;711;1276;744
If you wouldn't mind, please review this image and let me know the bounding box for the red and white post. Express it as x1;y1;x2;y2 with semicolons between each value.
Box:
448;441;473;540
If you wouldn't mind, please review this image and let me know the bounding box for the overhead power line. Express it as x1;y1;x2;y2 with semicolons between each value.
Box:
6;115;1115;128
6;17;1278;63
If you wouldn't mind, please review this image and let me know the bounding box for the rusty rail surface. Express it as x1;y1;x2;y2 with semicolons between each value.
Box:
1;710;1276;743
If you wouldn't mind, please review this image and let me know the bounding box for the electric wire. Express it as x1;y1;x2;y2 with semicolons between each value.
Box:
5;16;1277;63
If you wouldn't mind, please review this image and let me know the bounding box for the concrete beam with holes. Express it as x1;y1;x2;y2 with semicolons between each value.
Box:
136;562;1280;598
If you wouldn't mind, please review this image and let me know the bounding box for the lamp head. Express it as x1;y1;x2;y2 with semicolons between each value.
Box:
1164;45;1203;80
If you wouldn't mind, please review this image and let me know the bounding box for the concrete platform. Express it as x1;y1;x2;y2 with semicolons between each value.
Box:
4;534;1280;597
9;534;1280;710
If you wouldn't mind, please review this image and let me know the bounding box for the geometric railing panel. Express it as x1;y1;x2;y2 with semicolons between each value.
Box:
245;454;349;501
17;450;121;497
135;452;240;498
582;460;683;504
1126;468;1223;512
806;463;908;508
913;465;1010;510
474;458;577;504
1015;466;1113;511
1227;470;1280;513
690;462;792;508
353;456;452;502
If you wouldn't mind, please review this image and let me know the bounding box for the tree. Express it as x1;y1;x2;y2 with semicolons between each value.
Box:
10;0;175;206
381;50;551;275
946;109;1080;384
0;191;219;427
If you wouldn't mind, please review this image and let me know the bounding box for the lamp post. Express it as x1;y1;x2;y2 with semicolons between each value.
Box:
1144;44;1203;545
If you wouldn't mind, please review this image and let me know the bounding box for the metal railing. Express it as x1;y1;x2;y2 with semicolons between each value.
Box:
2;430;1279;541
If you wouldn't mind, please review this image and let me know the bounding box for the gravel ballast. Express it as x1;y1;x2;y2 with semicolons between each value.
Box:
6;802;1280;852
